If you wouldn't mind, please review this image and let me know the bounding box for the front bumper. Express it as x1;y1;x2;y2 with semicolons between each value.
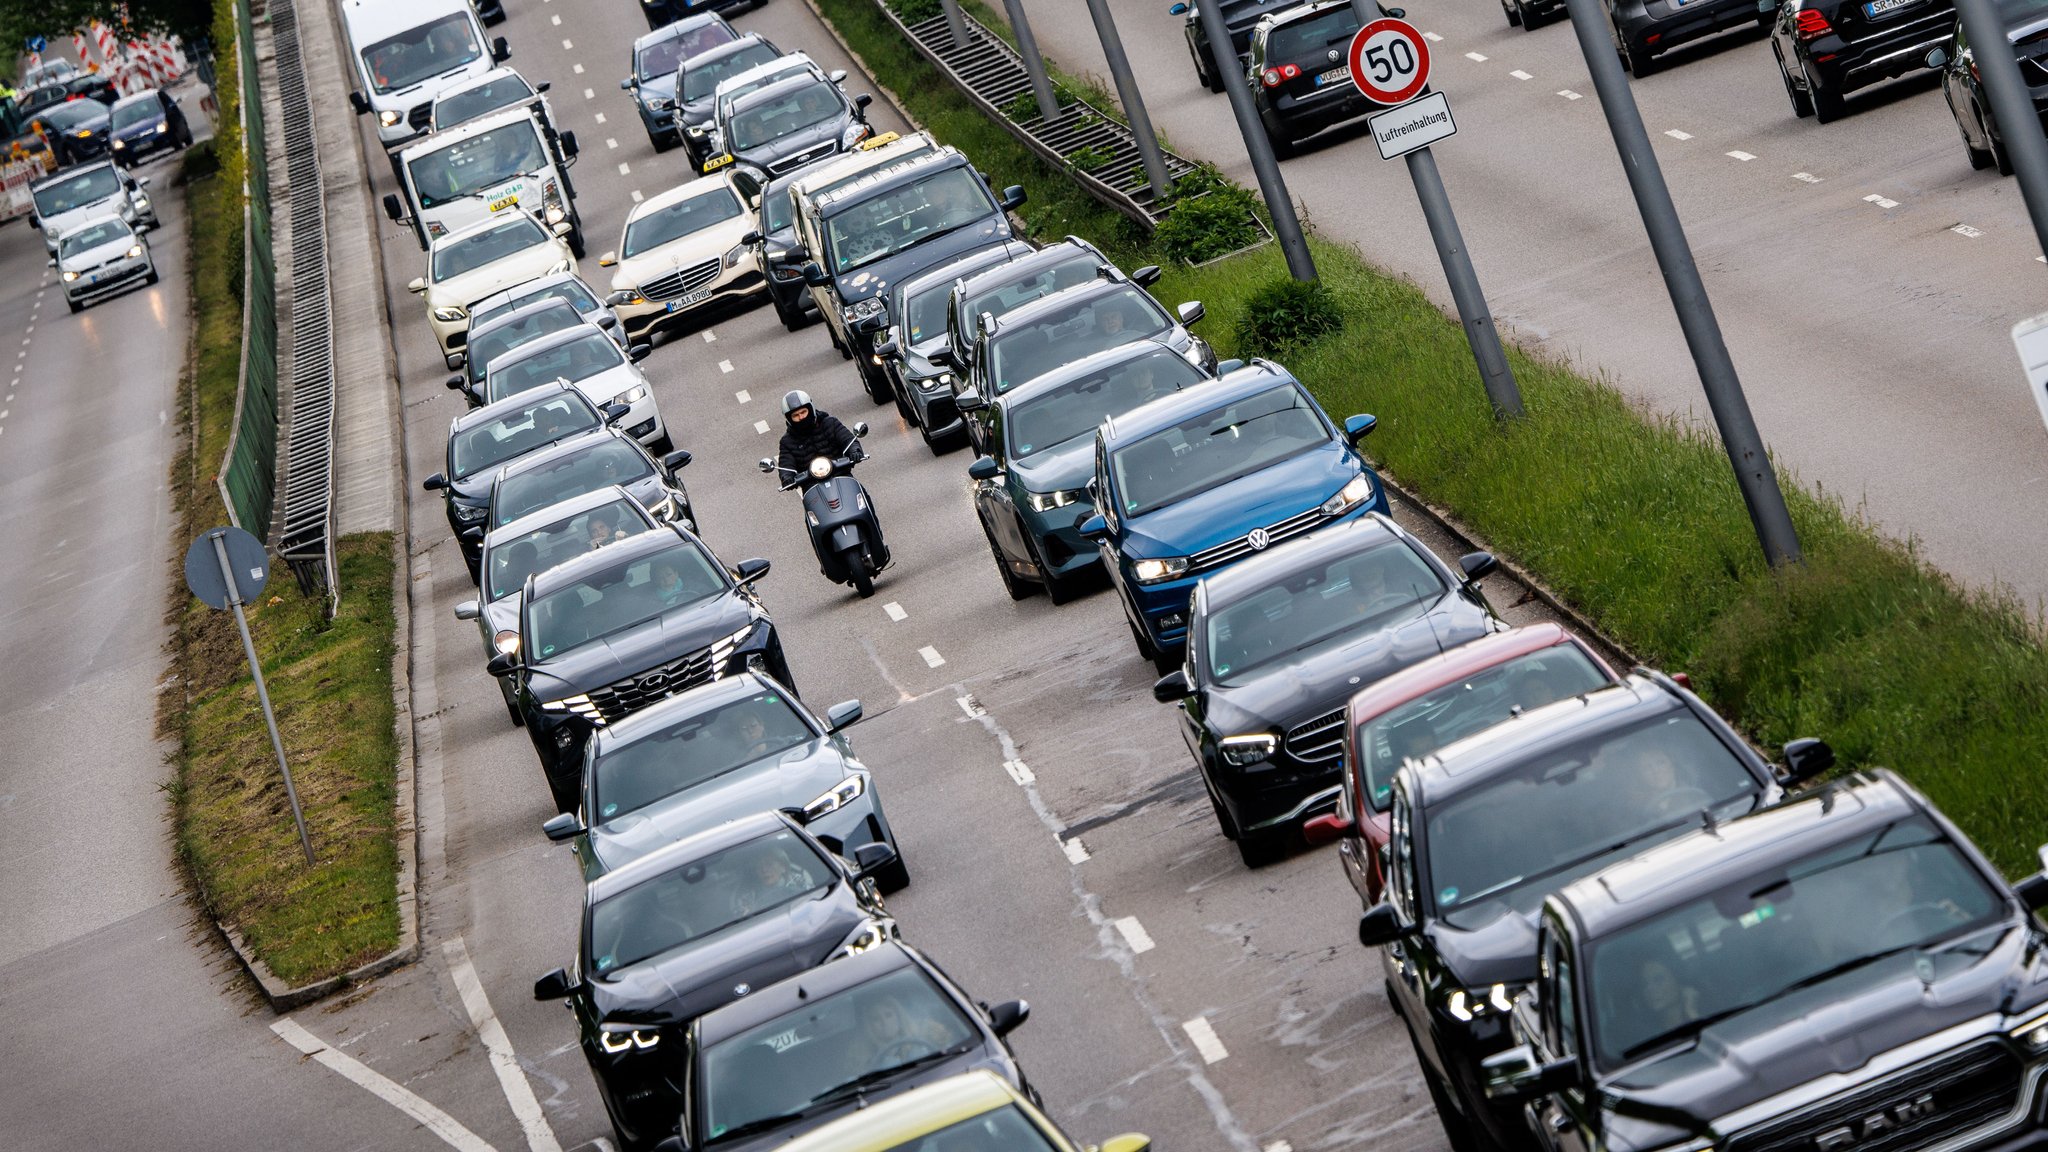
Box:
804;783;899;862
1619;0;1761;57
901;371;961;435
63;255;152;303
1120;568;1200;650
111;129;173;161
1018;500;1097;579
428;309;471;361
617;267;767;339
1208;752;1344;836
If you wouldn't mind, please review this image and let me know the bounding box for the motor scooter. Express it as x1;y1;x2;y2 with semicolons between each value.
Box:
758;423;890;597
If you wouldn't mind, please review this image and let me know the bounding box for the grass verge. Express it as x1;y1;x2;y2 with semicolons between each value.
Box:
817;0;2048;877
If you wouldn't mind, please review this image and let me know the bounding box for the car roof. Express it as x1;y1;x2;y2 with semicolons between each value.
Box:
633;173;740;218
1199;513;1410;605
1101;359;1300;447
433;209;545;247
339;0;476;41
485;484;648;544
599;669;803;748
787;132;938;197
812;148;965;213
1346;624;1613;727
980;275;1138;338
436;66;531;99
729;72;833;115
470;295;585;340
486;320;614;367
713;52;817;100
952;239;1108;302
695;941;921;1045
895;240;1036;304
527;521;696;596
586;809;801;903
1404;678;1703;807
110;91;162;111
401;105;538;158
472;270;598;315
770;1072;1037;1152
1555;773;1923;940
494;426;636;482
635;13;727;49
686;32;776;67
1254;0;1356;34
451;380;585;431
32;158;119;189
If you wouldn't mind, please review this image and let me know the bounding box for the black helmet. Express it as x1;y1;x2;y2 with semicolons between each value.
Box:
782;390;813;426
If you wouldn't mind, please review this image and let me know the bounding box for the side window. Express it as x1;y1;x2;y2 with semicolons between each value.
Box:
1388;792;1416;919
1094;440;1117;531
1546;934;1580;1059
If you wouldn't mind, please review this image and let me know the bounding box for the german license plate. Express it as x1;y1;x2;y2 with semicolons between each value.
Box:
1864;0;1913;15
1314;66;1350;86
489;191;520;212
665;288;713;313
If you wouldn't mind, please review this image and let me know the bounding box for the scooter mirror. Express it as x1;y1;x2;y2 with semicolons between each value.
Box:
852;421;869;437
757;457;775;473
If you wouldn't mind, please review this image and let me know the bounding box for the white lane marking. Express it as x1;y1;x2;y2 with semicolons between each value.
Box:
1792;171;1823;183
1664;129;1693;140
617;162;631;175
445;938;563;1152
1509;69;1532;80
573;63;585;75
270;1019;500;1152
735;388;751;403
1954;224;1984;238
1423;30;1443;41
1183;1017;1230;1064
561;38;573;49
594;112;606;124
605;138;619;150
1113;916;1155;954
1557;89;1583;100
630;190;643;202
753;419;771;434
23;325;31;335
1726;150;1755;161
1464;51;1488;62
883;601;906;621
718;359;733;373
919;645;946;668
1002;759;1035;785
551;12;561;23
1863;193;1899;209
1062;837;1090;864
703;329;718;342
583;87;594;99
956;694;985;718
1265;1142;1294;1152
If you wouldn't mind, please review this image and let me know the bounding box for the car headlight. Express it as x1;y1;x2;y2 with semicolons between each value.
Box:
839;121;870;148
723;243;747;270
834;918;894;958
597;1023;661;1054
378;109;402;127
801;774;867;821
842;297;885;325
916;372;952;392
451;501;488;523
112;139;125;149
494;630;520;655
1132;556;1190;584
615;290;649;306
155;122;168;135
1446;984;1517;1022
132;196;149;212
543;205;566;226
614;386;648;406
1218;733;1278;767
708;622;757;673
688;123;707;137
126;244;144;259
1025;488;1086;513
646;494;678;521
432;305;467;323
540;693;601;719
1320;473;1374;516
646;96;674;112
61;270;79;282
808;456;833;479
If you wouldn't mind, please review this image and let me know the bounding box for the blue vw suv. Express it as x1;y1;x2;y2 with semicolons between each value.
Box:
1079;361;1384;670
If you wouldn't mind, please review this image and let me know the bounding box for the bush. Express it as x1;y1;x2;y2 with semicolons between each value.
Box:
1001;92;1039;122
1234;277;1342;358
1154;185;1262;264
891;0;944;22
1069;144;1111;173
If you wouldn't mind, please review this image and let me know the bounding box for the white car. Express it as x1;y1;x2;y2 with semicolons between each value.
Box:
481;323;671;453
600;174;764;341
54;217;158;313
410;211;575;368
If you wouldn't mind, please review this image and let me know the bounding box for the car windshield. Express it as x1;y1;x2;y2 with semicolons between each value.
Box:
408;121;547;208
110;98;162;131
825;167;996;273
58;220;130;258
33;167;120;216
362;13;482;95
474;278;600;331
956;254;1103;342
728;80;841;151
1585;817;2005;1070
1423;712;1764;929
700;966;980;1145
486;496;650;601
1354;646;1609;814
989;287;1169;395
638;23;735;81
888;1106;1062;1152
435;75;533;128
38;101;104;130
625;188;743;257
683;42;782;101
494;440;654;526
1205;540;1444;684
526;537;724;658
1111;384;1329;517
432;215;548;280
588;828;834;974
1006;349;1203;460
1267;8;1360;60
466;302;586;386
486;332;625;403
449;394;601;479
717;64;808;119
591;690;818;821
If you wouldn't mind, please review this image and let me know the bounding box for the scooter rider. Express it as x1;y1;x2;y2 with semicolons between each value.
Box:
776;390;864;485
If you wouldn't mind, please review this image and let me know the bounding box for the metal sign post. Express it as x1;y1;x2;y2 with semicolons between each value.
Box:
1193;0;1318;282
184;527;315;866
938;0;970;49
1350;20;1522;419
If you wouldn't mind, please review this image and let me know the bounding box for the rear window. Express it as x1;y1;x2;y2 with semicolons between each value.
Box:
987;286;1170;394
1265;8;1359;61
493;440;653;526
449;394;600;479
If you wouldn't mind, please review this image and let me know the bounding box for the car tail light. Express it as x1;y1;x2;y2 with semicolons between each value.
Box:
1260;63;1301;88
1794;9;1831;40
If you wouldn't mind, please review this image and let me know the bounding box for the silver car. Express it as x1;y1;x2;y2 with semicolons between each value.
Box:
480;324;670;453
54;217;157;313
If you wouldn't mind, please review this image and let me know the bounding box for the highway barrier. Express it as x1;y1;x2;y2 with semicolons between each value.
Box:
214;0;277;543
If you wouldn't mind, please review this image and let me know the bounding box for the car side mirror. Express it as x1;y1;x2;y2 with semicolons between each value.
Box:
966;455;1001;482
550;220;573;238
1925;46;1949;69
1458;551;1498;583
532;967;579;1001
1344;414;1378;444
559;130;579;158
382;192;404;222
445;374;465;390
598;251;618;267
874;331;899;358
1385;5;1407;15
453;599;481;620
1214;357;1244;375
2016;865;2048;912
953;391;987;412
1356;902;1407;947
1778;737;1835;785
1000;184;1026;211
855;92;873;110
486;652;518;677
407;277;427;294
1303;811;1353;846
651;1138;686;1152
734;557;771;584
536;81;552;93
491;36;510;63
422;472;449;491
663;449;693;471
1168;2;1189;12
620;76;636;90
1483;1046;1579;1102
1176;300;1205;326
852;841;896;878
604;289;633;307
602;402;630;423
741;229;763;245
1077;514;1108;541
826;700;864;732
628;342;653;362
801;261;827;286
595;313;618;332
1131;263;1162;287
137;176;152;189
985;999;1029;1036
1152;670;1192;702
541;812;584;842
830;68;849;83
349;90;370;115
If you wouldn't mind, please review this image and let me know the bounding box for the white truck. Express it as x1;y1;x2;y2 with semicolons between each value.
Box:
341;0;508;153
383;104;584;256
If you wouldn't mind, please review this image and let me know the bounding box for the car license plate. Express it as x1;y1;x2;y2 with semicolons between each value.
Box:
665;288;714;313
1864;0;1913;15
1314;66;1349;87
88;273;99;285
489;192;520;212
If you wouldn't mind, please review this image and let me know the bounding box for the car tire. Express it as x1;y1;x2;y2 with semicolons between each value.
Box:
1205;786;1240;839
1987;109;2017;176
1504;0;1523;27
830;324;852;360
858;356;893;405
145;269;159;285
649;432;674;455
502;681;526;727
1778;49;1813;118
984;519;1033;601
567;226;587;260
649;128;674;154
1266;120;1298;159
1193;39;1224;93
874;855;910;893
1027;535;1080;605
1237;831;1285;868
67;298;82;314
1129;616;1161;664
1964;123;1995;170
1809;68;1845;123
772;291;807;331
1622;37;1655;77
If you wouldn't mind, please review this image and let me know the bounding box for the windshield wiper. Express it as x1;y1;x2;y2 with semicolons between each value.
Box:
1617;1000;1762;1062
802;1041;976;1109
706;1110;813;1145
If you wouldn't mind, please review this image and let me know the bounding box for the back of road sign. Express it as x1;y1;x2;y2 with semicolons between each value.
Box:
184;526;270;610
2012;313;2048;438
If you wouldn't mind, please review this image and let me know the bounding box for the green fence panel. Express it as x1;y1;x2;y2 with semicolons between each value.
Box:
218;0;279;538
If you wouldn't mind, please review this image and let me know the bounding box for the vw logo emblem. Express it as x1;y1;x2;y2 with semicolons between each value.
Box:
1247;528;1272;551
734;983;751;997
1328;48;1341;61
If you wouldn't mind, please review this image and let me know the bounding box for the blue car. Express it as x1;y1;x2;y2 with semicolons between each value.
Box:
1078;361;1384;670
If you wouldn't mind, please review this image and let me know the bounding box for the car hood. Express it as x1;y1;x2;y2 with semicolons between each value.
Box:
589;739;860;873
1598;923;2048;1147
1010;437;1095;496
612;212;754;292
638;74;679;106
1119;442;1357;561
733;117;845;169
1424;901;1545;989
526;592;751;694
832;216;1010;306
1204;607;1486;733
552;362;643;408
111;116;166;142
431;245;570;311
711;1044;1018;1152
42;199;131;236
59;238;138;271
588;890;869;1026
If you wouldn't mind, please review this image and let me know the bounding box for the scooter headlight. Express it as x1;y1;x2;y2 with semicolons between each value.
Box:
808;456;833;480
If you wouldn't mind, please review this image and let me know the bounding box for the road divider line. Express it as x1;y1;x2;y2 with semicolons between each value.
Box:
572;63;585;74
1557;89;1582;100
1509;69;1532;80
753;419;770;434
718;359;733;373
551;12;561;23
630;190;643;202
593;112;606;124
956;694;985;718
704;329;717;342
1423;30;1442;40
1792;171;1823;183
583;87;594;99
919;645;946;668
605;138;618;149
735;389;751;403
1002;759;1035;785
1264;1142;1294;1152
445;937;564;1152
1113;916;1155;954
617;162;631;175
1062;836;1089;863
1863;193;1899;209
1954;224;1984;238
561;38;573;49
1664;129;1692;140
271;1019;501;1152
1463;51;1487;62
1182;1017;1229;1064
1726;150;1755;161
883;601;906;621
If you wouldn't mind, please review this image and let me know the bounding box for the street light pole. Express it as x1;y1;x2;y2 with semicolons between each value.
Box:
1081;0;1171;201
938;0;970;50
1954;0;2048;259
1193;0;1317;281
999;0;1061;124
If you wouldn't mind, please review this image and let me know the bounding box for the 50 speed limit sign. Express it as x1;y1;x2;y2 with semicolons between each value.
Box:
1348;18;1431;105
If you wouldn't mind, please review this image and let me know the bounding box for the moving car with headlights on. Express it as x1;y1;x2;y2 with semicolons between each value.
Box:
107;88;193;164
1078;360;1385;670
30;159;154;256
481;326;667;451
672;34;786;165
873;240;1035;448
541;672;906;886
533;812;900;1152
341;0;509;151
771;1072;1149;1152
36;97;113;166
1484;770;2048;1152
603;173;765;341
451;297;606;405
623;14;737;152
423;384;622;578
54;217;156;313
1356;673;1834;1152
410;210;577;368
385;105;583;254
1771;0;1954;121
1153;514;1502;865
702;73;873;179
489;525;780;811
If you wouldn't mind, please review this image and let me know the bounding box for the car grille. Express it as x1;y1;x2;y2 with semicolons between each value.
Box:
1284;708;1346;764
408;102;433;132
1188;507;1325;575
770;143;836;174
1726;1041;2024;1152
639;259;722;301
586;644;715;725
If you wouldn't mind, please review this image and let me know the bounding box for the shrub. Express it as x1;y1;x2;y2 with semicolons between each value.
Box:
1002;92;1039;122
891;0;944;23
1154;185;1262;264
1233;277;1343;358
1069;145;1111;173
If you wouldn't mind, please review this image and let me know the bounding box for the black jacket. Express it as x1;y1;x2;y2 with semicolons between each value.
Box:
777;411;861;481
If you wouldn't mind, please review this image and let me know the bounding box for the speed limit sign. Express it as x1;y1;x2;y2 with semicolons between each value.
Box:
1348;18;1431;106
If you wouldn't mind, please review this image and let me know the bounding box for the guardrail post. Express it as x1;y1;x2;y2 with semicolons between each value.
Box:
1000;0;1061;123
1194;0;1316;281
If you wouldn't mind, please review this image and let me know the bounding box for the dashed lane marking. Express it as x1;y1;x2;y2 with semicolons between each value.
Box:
956;694;985;718
630;190;642;202
594;112;606;124
1464;51;1488;62
1510;69;1532;80
735;389;750;402
1727;150;1755;161
551;12;561;23
703;329;717;342
1113;916;1155;954
573;63;585;74
1183;1017;1230;1064
270;1019;500;1152
1423;30;1443;41
753;419;770;434
561;38;573;49
883;601;906;621
1864;193;1899;209
583;87;594;99
1557;89;1583;100
445;938;563;1152
606;138;618;149
1664;129;1693;140
1265;1143;1294;1152
617;162;631;175
1002;759;1035;785
919;645;946;668
1062;837;1089;863
718;359;733;373
1792;172;1823;183
1954;224;1984;238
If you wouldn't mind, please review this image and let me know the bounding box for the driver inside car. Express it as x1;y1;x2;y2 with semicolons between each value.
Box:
855;990;951;1072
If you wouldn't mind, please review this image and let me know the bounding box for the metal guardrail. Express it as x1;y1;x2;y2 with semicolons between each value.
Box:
872;3;1199;226
216;0;278;541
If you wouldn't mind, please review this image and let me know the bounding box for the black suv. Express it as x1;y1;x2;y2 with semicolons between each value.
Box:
794;147;1025;405
1610;0;1773;75
489;524;785;811
1941;5;2048;175
1485;769;2048;1152
714;73;873;181
1357;674;1833;1151
1249;0;1388;156
873;240;1034;450
1771;0;1954;121
673;34;784;168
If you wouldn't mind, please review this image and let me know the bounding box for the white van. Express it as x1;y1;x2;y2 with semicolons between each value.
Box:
385;105;585;255
341;0;509;150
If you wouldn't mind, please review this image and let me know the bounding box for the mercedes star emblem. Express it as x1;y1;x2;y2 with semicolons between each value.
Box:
1247;527;1272;551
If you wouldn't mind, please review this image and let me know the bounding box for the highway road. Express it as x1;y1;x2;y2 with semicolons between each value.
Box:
1022;0;2048;605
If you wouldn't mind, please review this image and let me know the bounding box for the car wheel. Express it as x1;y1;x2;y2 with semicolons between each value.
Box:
874;855;910;893
1964;117;1995;170
1027;534;1080;605
649;432;674;456
983;518;1033;601
1237;831;1285;868
67;298;82;314
567;226;587;260
1503;0;1522;27
1129;616;1161;664
1399;1020;1496;1152
649;128;674;153
1988;108;2017;176
1809;68;1845;123
858;357;893;405
830;323;851;360
546;771;579;815
501;680;526;727
1205;785;1240;839
1778;48;1813;118
1622;36;1655;77
1192;39;1221;93
1265;119;1298;159
145;269;159;285
772;291;805;331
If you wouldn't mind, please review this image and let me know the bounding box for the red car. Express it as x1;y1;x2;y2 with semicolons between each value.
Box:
1303;624;1620;905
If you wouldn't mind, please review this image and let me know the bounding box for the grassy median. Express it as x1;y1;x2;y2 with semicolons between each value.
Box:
818;0;2048;878
164;8;404;986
